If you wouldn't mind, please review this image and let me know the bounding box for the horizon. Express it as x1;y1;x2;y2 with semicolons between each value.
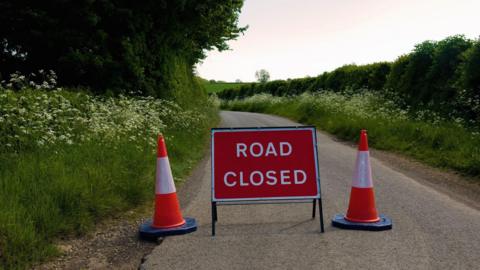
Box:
196;0;480;82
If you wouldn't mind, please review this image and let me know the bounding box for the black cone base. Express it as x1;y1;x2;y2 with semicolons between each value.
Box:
139;217;197;240
332;214;392;231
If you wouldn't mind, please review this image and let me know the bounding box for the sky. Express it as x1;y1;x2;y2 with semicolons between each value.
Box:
195;0;480;82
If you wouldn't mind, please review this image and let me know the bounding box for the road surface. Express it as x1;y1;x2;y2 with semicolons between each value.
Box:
141;111;480;270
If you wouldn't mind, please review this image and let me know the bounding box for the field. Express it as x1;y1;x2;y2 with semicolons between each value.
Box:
0;88;219;269
203;82;249;93
222;92;480;177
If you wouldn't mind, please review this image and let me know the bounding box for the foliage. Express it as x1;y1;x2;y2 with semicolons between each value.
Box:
202;81;249;93
0;0;246;97
0;88;219;269
0;90;207;153
1;69;58;90
255;69;270;83
458;41;480;92
220;35;480;123
222;93;480;177
220;62;391;99
387;41;436;102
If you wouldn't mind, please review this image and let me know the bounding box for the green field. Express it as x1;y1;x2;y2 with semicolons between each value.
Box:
203;82;249;93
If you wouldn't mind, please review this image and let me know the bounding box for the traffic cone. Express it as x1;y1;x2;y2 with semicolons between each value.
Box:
332;130;392;231
139;135;197;239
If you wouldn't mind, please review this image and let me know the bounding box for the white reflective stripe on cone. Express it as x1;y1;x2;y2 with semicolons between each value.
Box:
352;151;373;188
155;157;176;194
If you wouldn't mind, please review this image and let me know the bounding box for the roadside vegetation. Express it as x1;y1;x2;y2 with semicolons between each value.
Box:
221;35;480;178
222;92;480;177
220;35;480;126
0;75;218;269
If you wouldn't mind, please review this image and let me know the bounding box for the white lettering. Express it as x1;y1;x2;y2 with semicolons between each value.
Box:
223;170;307;188
224;172;237;187
280;170;291;185
265;142;278;157
250;171;264;186
236;143;247;158
280;142;292;156
266;170;277;185
250;142;263;157
294;170;307;184
235;142;293;158
239;171;249;186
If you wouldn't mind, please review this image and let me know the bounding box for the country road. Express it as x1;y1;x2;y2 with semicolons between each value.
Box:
141;111;480;270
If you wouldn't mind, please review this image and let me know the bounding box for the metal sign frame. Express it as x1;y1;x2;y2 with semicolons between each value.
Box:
210;126;325;236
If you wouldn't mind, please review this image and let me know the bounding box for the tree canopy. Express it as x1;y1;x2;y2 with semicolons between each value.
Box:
0;0;246;97
255;69;270;83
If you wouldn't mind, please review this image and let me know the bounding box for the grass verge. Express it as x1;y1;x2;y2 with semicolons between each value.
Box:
222;93;480;177
0;89;218;269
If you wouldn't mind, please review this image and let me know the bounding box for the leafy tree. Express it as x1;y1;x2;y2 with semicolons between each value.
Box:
386;54;410;92
455;39;480;121
400;40;436;102
367;62;391;91
0;0;246;98
457;39;480;92
424;35;473;103
255;69;270;83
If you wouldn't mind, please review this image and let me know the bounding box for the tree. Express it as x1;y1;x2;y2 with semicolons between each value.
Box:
255;69;270;83
424;35;473;103
400;40;436;101
457;39;480;92
0;0;247;97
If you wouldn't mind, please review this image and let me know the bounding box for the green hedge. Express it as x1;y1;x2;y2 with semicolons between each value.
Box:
220;35;480;123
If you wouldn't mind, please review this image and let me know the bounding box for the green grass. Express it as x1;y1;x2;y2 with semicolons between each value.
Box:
203;82;248;93
222;93;480;177
0;89;219;269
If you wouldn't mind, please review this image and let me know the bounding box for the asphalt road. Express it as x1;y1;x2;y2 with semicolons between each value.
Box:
141;111;480;270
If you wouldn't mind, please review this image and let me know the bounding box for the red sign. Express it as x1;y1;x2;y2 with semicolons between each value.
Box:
211;127;320;201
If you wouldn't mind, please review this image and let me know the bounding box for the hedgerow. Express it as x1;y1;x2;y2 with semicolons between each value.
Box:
219;35;480;124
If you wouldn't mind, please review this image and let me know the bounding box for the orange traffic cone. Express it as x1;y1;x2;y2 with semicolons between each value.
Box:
139;135;197;238
332;130;392;231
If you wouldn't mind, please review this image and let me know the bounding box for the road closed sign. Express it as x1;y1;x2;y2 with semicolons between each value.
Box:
211;127;320;201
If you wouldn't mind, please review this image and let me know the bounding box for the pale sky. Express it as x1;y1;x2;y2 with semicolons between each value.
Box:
196;0;480;82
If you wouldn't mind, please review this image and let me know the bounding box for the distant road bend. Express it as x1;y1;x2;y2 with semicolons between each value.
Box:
141;111;480;270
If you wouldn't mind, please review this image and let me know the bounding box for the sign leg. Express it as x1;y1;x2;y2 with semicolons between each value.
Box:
312;199;316;219
318;199;325;233
211;202;216;236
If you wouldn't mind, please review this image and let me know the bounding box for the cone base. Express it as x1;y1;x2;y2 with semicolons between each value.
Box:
332;213;392;231
139;217;197;240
